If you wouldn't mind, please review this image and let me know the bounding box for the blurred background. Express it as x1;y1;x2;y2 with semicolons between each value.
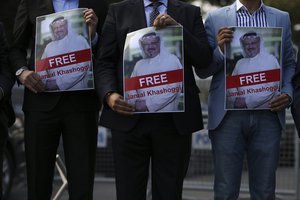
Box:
0;0;299;199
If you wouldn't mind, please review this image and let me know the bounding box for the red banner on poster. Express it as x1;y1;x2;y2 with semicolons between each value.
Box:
125;69;183;91
226;69;280;89
36;49;91;72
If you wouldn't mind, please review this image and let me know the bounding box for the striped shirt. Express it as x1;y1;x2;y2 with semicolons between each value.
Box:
236;0;268;27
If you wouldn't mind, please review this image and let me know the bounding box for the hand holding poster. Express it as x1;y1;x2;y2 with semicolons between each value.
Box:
225;27;282;110
123;26;184;113
35;8;94;92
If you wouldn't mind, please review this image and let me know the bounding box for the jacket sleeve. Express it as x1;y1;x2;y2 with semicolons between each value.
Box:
0;23;15;100
280;12;296;99
94;4;119;102
195;12;225;79
182;6;212;70
9;0;32;73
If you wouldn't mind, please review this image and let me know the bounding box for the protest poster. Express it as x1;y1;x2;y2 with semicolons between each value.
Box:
123;26;184;113
225;27;282;110
35;8;93;92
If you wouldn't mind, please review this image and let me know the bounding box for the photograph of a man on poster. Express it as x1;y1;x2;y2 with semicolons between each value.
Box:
35;8;93;92
225;27;282;110
123;26;184;113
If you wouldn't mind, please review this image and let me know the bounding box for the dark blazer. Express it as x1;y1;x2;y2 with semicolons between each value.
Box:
95;0;212;134
0;22;15;129
292;47;300;135
9;0;108;112
0;0;21;45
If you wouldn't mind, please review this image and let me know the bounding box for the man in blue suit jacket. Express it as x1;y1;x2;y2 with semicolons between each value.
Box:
292;48;300;134
196;0;295;199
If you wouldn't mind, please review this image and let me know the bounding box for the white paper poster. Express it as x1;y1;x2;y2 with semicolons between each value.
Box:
35;8;94;92
123;26;184;113
225;27;282;110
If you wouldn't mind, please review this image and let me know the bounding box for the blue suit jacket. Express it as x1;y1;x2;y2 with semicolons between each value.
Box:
196;2;295;130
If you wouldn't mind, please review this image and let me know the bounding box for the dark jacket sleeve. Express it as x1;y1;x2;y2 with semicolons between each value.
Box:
182;6;212;70
94;4;119;102
9;0;32;73
91;0;108;55
0;22;15;100
292;47;300;88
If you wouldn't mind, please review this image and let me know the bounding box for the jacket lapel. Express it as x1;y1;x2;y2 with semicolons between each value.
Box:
226;3;237;27
130;0;147;30
46;0;55;13
264;5;276;27
167;0;181;24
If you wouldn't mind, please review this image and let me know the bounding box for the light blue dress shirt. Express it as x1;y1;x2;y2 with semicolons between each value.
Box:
144;0;168;27
53;0;79;12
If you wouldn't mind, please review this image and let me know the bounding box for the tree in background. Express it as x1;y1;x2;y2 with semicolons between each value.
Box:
263;0;300;44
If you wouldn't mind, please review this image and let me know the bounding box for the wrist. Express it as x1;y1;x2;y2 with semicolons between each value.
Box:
15;66;28;79
105;92;114;103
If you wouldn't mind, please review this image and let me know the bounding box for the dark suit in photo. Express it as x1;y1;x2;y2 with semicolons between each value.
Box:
9;0;107;199
95;0;212;199
0;22;15;199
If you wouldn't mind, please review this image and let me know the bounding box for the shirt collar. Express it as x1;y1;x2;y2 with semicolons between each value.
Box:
144;0;168;8
236;0;264;13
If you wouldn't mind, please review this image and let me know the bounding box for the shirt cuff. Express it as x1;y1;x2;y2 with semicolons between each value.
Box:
91;32;99;47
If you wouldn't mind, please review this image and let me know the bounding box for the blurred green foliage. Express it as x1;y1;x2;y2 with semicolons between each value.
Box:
263;0;300;44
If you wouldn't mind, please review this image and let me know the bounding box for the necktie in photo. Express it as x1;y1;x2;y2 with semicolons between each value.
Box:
149;1;162;26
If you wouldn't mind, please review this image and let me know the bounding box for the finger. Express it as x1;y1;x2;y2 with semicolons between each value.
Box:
83;9;94;15
23;77;36;88
270;99;289;111
153;14;167;27
270;94;289;104
220;32;234;39
26;73;45;92
114;105;134;113
29;78;44;92
27;74;39;86
112;104;134;115
270;103;287;111
219;29;234;34
34;80;45;92
218;38;232;47
159;17;166;26
26;83;38;93
218;33;233;42
31;72;42;82
217;30;233;39
116;99;135;110
218;27;233;34
157;15;177;27
85;16;98;25
84;10;96;18
84;12;97;23
84;13;94;20
272;100;289;108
